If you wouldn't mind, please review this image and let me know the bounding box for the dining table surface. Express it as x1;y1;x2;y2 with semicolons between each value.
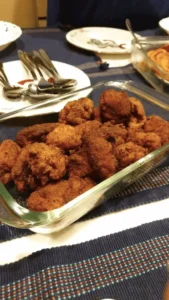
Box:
0;26;169;300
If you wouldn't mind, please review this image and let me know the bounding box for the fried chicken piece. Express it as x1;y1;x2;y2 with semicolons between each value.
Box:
128;129;161;152
27;180;68;211
99;89;131;123
58;97;94;125
76;120;102;137
65;176;95;203
115;142;148;169
12;143;68;192
144;115;169;145
16;123;58;147
101;122;128;145
0;140;21;184
46;124;82;151
27;177;95;211
68;149;93;178
83;132;118;180
127;97;146;129
93;106;102;122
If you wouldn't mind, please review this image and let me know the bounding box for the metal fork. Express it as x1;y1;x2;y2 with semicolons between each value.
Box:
33;49;77;88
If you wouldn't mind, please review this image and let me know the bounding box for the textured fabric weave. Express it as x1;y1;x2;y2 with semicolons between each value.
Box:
0;219;169;299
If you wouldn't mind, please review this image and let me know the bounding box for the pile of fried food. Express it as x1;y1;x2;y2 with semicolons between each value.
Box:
0;89;169;212
139;44;169;80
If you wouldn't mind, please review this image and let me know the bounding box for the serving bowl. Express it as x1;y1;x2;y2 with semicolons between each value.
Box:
131;36;169;95
0;21;22;52
1;80;169;234
159;17;169;35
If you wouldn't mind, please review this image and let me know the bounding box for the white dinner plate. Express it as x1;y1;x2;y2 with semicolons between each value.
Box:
0;21;22;51
66;27;140;54
0;60;91;118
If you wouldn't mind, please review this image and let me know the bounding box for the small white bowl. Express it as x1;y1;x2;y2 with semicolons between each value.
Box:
0;21;22;52
159;17;169;35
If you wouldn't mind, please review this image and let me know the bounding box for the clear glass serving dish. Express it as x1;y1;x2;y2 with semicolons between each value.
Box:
131;36;169;95
1;80;169;234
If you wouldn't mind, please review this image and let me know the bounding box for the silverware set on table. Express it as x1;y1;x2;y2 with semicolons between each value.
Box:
0;49;78;100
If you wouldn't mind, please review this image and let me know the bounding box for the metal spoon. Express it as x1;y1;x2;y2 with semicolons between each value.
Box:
33;49;77;88
18;50;38;80
125;18;146;54
4;76;77;100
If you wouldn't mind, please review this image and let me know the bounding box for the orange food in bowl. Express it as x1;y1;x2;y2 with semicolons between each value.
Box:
137;44;169;81
146;45;169;80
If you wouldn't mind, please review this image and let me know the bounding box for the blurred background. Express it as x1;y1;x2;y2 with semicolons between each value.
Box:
0;0;47;28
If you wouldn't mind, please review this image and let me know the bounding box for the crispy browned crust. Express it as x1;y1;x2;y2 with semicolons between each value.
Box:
58;97;94;125
101;122;128;145
27;177;95;211
12;143;68;192
46;124;82;151
128;128;161;153
127;97;146;129
16;123;58;147
0;140;21;184
100;89;131;123
144;115;169;145
83;131;118;180
115;142;148;169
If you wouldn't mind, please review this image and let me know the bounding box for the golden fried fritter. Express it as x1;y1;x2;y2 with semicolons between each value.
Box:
58;97;94;125
93;106;102;122
127;97;146;129
76;120;102;137
101;122;128;145
12;143;68;192
27;180;68;211
144;115;169;145
65;177;95;203
68;149;93;178
27;177;95;211
128;129;161;152
46;124;82;151
16;123;58;147
0;140;20;184
115;142;148;169
83;132;118;179
99;89;131;123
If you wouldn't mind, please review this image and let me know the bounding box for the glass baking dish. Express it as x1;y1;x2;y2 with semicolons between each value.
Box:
131;36;169;95
1;79;169;234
